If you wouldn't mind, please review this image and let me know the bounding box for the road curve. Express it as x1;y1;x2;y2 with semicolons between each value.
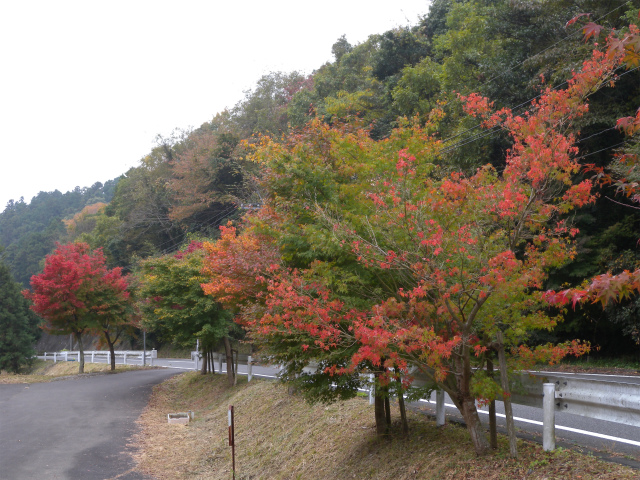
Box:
35;356;640;463
0;369;178;480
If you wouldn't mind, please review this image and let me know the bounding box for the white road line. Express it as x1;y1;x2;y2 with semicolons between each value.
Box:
124;360;640;448
419;399;640;447
529;370;640;380
218;369;278;379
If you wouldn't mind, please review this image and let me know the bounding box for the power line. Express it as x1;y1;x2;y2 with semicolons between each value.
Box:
458;3;631;102
433;3;633;150
436;64;640;160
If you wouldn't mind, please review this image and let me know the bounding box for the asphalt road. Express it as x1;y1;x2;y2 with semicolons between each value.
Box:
0;368;178;480
32;356;640;465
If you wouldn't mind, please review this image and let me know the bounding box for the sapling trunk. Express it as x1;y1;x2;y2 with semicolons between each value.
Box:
487;357;498;449
223;336;235;386
497;331;518;459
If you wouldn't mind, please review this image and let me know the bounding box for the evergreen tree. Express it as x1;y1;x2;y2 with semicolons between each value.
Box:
0;258;39;373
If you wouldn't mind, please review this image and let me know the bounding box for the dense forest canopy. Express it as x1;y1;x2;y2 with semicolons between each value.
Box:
2;0;639;360
0;180;119;286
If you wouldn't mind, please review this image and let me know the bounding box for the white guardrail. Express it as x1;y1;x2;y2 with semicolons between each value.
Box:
42;352;640;451
412;370;640;451
43;350;157;365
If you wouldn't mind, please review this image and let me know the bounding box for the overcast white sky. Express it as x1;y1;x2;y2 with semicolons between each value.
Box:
0;0;430;208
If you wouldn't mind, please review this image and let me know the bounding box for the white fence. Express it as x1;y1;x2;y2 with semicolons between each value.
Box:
43;350;157;365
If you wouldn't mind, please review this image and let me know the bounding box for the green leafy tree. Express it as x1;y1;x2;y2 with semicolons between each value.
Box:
0;258;39;373
371;27;429;81
231;71;312;137
106;146;183;263
137;242;234;381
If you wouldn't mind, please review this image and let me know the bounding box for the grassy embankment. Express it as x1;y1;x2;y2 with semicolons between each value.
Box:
133;372;639;480
0;359;147;384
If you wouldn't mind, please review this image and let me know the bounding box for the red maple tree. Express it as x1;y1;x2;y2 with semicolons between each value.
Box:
23;243;132;373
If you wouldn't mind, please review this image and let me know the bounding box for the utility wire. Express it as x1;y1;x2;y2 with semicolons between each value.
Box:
436;64;640;159
433;3;634;149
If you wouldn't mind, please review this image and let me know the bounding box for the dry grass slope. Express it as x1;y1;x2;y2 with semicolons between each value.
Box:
133;372;639;480
0;360;146;383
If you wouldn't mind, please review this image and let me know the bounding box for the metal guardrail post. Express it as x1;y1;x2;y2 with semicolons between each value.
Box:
64;352;68;362
124;352;128;365
436;390;445;426
54;352;57;363
247;356;253;382
150;354;154;366
91;352;95;363
217;353;223;373
368;374;375;405
543;383;556;451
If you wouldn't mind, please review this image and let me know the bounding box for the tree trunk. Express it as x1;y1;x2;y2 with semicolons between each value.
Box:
398;389;409;435
223;336;235;386
487;357;498;449
74;331;85;374
459;396;491;455
104;331;116;371
200;348;207;375
384;395;391;427
453;345;491;455
497;331;518;459
374;393;388;436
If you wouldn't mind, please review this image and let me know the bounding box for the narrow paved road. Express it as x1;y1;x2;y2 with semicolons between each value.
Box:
36;356;640;463
0;369;178;480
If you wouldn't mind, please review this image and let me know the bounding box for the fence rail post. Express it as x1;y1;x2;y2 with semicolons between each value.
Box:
54;352;57;363
247;355;253;382
436;390;445;426
543;382;556;451
64;352;68;362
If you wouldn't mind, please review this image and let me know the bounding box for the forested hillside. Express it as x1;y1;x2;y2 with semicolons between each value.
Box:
3;0;639;369
0;180;119;286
